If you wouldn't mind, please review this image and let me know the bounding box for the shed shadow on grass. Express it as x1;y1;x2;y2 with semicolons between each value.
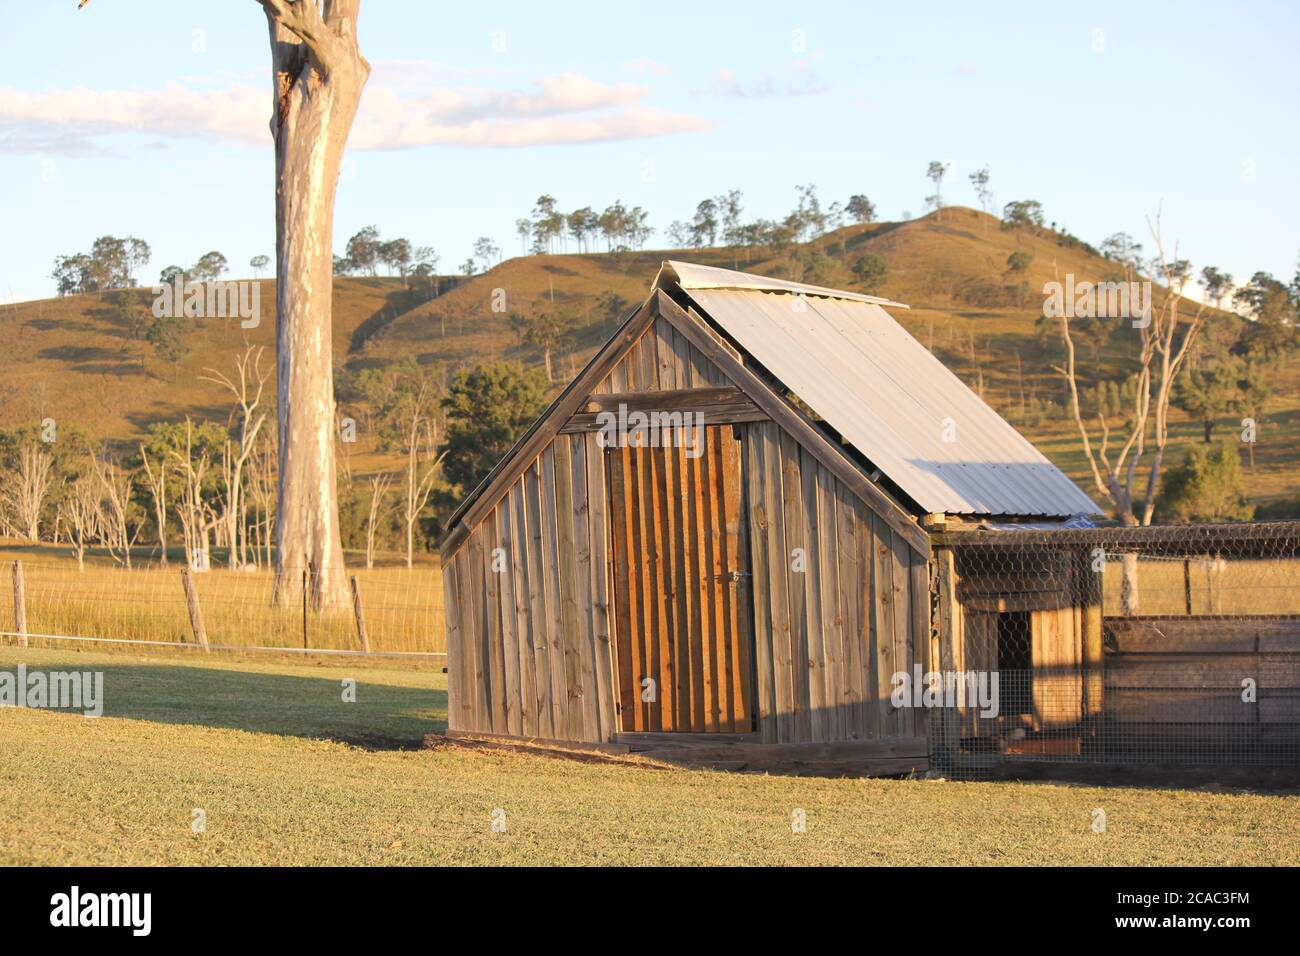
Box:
9;660;446;751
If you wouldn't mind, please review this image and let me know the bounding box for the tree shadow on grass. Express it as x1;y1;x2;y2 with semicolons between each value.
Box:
12;660;446;750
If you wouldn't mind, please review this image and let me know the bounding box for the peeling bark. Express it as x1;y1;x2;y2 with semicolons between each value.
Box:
260;1;369;608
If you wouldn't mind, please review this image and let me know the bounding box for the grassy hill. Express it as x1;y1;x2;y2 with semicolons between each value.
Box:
0;275;404;441
4;206;1297;516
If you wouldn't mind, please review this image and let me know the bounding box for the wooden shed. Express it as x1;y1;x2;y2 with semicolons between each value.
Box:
439;262;1099;774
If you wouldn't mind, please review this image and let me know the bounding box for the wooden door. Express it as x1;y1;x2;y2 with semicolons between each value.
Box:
607;425;754;733
1031;606;1083;729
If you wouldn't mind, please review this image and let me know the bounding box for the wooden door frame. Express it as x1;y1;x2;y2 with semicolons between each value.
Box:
731;424;759;733
603;424;759;735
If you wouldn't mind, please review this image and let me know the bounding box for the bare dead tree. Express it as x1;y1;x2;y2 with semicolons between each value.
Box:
139;445;169;566
1052;208;1208;613
63;473;102;572
170;419;215;571
1;442;54;542
202;346;269;570
247;428;278;569
364;472;394;570
401;449;444;570
393;379;445;569
91;451;140;568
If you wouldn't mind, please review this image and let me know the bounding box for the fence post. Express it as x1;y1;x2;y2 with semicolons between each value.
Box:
301;568;309;649
1207;558;1224;615
350;576;371;653
1080;550;1105;747
932;548;959;771
11;560;27;648
181;567;210;652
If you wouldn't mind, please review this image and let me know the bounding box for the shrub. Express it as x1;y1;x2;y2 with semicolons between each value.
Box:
851;253;889;293
1156;442;1254;523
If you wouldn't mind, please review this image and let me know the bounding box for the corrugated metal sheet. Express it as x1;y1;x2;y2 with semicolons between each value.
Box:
657;260;909;309
661;262;1099;518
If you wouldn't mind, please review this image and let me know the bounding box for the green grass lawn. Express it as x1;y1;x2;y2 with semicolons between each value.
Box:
0;646;1295;866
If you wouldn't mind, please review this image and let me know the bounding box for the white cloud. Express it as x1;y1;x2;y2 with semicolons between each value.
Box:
0;71;713;154
0;127;114;157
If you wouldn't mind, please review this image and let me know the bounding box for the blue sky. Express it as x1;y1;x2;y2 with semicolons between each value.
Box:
1;0;1296;303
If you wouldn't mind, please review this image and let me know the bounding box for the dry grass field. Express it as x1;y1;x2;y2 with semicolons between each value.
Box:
0;544;445;655
1102;556;1300;617
1;645;1295;866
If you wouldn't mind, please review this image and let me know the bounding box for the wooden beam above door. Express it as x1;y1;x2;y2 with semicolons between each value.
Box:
559;385;769;433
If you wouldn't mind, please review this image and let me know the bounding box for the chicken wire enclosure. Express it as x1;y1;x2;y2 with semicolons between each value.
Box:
928;522;1300;778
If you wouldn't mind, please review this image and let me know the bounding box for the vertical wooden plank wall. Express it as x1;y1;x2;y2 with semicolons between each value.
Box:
742;420;928;744
589;316;730;395
444;435;617;743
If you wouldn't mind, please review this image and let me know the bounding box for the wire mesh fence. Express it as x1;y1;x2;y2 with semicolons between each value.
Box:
0;558;446;658
929;521;1300;777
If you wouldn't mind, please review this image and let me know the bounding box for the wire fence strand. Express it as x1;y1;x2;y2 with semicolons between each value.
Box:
0;559;446;658
930;521;1300;777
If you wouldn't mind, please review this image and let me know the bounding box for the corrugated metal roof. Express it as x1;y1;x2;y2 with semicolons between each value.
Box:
660;262;1100;518
657;260;910;309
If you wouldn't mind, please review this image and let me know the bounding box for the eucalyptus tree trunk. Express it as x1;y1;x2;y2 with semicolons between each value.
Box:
261;0;369;608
